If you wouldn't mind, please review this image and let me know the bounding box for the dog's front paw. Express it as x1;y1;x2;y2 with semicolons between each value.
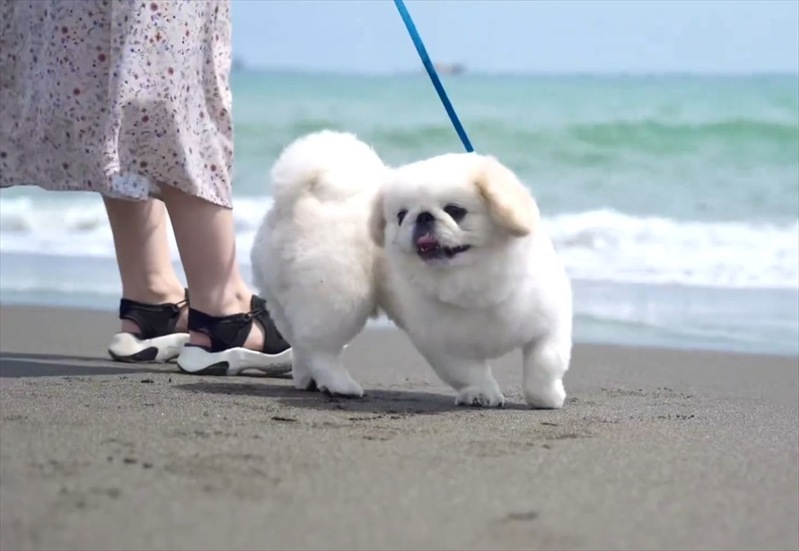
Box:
524;379;566;409
455;386;506;408
314;370;364;398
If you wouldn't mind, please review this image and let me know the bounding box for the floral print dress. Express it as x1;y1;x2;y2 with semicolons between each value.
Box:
0;0;235;208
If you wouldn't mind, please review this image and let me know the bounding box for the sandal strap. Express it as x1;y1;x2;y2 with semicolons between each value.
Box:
187;295;289;354
119;289;189;340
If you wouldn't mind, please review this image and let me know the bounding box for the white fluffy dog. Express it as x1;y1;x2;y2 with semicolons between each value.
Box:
251;130;573;409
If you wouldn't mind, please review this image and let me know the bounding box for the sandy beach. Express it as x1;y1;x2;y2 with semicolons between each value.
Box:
1;305;797;551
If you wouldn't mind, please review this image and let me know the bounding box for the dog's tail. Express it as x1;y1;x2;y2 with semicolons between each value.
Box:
269;130;387;207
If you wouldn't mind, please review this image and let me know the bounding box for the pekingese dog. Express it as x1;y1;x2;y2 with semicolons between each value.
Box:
251;130;573;408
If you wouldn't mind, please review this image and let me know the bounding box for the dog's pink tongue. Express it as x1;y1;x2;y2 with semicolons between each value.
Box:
416;234;438;248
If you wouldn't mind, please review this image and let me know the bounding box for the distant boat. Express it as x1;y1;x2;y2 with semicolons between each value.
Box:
432;63;466;75
232;57;246;72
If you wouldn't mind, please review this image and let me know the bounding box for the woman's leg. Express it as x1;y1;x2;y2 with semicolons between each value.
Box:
104;196;187;335
158;185;263;350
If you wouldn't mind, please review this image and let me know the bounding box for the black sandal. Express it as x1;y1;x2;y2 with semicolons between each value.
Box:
176;295;292;376
107;289;190;363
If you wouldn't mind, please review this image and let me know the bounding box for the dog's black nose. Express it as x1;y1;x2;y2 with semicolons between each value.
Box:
416;211;434;225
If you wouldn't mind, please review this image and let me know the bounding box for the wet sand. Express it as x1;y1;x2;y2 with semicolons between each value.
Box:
1;305;797;551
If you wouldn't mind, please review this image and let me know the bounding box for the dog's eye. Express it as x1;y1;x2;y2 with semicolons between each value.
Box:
397;209;408;225
443;204;467;222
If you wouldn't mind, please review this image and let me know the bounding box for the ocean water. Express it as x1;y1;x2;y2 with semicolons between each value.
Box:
1;73;798;356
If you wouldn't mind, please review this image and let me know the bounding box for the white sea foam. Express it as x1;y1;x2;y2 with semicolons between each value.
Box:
1;195;796;291
544;209;799;290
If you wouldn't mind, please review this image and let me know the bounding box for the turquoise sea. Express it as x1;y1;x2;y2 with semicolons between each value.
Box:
1;72;797;355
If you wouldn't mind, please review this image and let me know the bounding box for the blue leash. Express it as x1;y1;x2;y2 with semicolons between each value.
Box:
393;0;474;153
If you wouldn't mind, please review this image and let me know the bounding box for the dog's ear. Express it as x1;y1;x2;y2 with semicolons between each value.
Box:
368;189;387;246
474;156;539;237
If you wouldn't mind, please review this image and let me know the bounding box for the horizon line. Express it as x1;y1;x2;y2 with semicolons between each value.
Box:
232;65;799;78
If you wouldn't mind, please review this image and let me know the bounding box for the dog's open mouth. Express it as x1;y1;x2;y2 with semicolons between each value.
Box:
416;234;471;260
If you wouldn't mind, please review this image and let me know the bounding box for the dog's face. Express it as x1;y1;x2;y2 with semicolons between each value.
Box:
372;153;539;268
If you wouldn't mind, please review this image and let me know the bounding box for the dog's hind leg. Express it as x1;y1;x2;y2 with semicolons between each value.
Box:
521;336;571;409
289;346;316;391
276;274;373;398
304;347;364;398
282;324;364;397
419;348;505;407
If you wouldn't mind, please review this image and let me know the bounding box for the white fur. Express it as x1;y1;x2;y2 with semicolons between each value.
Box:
252;131;573;408
251;130;388;397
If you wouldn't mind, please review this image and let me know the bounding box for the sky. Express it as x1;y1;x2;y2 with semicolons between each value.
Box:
230;0;799;75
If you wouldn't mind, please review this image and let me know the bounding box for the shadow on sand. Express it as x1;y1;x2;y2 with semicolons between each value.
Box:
0;352;529;413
